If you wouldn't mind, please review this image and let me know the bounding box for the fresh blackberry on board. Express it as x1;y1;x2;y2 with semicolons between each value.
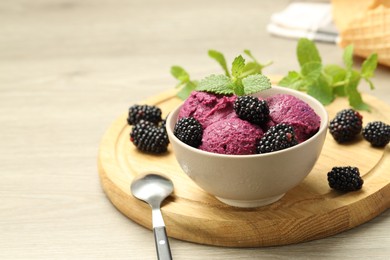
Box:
160;117;167;131
327;166;364;191
328;109;363;143
173;117;203;148
130;120;169;154
161;119;166;129
256;123;298;154
127;104;162;125
130;120;155;137
362;121;390;147
234;96;269;125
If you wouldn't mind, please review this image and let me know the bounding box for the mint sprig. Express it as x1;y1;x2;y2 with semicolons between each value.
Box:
196;74;234;95
170;66;198;100
279;38;378;111
208;50;230;77
171;50;272;99
197;55;271;96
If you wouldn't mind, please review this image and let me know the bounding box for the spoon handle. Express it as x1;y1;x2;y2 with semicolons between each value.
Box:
153;226;172;260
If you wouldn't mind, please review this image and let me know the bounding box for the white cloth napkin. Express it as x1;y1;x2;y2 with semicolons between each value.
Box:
267;2;339;43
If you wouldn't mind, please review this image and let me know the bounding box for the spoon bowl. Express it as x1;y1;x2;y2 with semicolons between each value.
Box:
131;173;174;208
131;173;174;260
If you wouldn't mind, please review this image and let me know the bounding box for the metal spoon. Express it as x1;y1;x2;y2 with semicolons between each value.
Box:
131;173;174;260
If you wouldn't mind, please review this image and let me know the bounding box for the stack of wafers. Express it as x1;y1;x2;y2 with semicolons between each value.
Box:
332;0;390;66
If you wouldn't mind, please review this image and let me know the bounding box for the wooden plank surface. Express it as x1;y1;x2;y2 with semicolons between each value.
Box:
98;90;390;247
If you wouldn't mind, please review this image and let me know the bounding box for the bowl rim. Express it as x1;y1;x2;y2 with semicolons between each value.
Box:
166;86;328;159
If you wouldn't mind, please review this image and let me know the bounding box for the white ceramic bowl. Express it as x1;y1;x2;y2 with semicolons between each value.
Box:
166;86;328;208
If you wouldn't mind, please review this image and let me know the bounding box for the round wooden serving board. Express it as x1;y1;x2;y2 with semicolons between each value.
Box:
98;89;390;247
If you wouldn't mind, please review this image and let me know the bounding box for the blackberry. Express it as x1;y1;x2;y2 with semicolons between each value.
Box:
328;109;363;143
160;116;167;131
256;123;298;154
173;117;203;148
234;96;269;125
161;119;166;129
362;121;390;147
127;104;162;125
327;166;364;191
130;120;169;154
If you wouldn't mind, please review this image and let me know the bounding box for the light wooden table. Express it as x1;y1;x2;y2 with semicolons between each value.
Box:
1;0;389;259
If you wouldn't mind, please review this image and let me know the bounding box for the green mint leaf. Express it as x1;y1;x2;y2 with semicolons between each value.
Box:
344;70;360;93
243;49;257;62
297;38;321;67
233;80;245;96
323;64;347;85
242;50;273;75
208;50;231;77
334;86;347;97
196;74;234;95
323;64;348;96
231;55;245;78
279;71;301;84
214;82;235;95
171;66;190;82
307;75;334;105
301;61;322;83
242;62;263;76
345;70;370;111
341;70;353;97
242;74;272;95
364;78;375;90
361;53;378;79
343;45;354;70
177;81;197;100
359;52;377;90
278;71;306;90
348;89;370;111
